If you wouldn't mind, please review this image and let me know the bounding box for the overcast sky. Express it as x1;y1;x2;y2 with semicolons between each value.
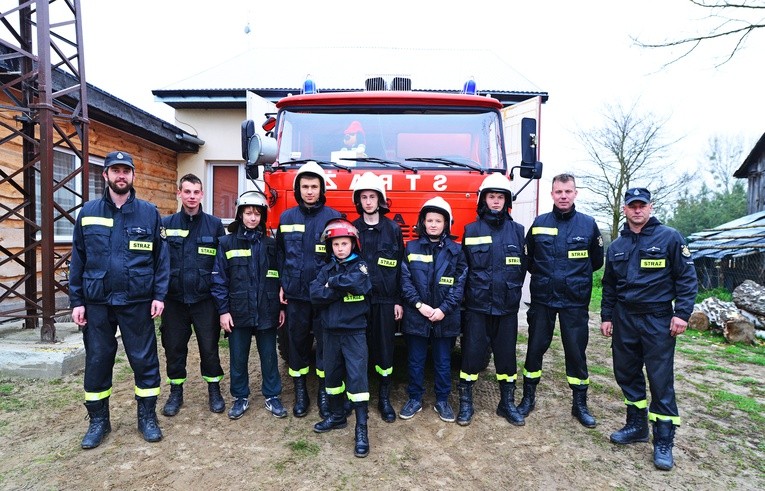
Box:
80;0;764;201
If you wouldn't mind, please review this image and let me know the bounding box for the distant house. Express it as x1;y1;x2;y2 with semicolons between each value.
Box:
734;132;765;214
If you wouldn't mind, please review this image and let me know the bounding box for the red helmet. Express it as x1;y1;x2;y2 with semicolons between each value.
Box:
321;218;361;252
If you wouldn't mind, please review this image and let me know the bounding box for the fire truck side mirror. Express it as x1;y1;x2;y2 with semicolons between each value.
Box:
241;120;278;165
519;161;543;180
242;120;255;160
520;117;537;165
245;164;260;180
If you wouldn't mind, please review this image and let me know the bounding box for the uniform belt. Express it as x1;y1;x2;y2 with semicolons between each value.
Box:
623;301;673;315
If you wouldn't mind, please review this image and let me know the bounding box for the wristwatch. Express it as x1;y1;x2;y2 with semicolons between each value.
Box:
415;302;423;309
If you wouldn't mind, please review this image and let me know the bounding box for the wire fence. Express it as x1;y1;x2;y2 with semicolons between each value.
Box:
694;252;765;292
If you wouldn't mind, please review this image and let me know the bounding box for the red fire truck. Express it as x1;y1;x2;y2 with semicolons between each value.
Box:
241;77;543;240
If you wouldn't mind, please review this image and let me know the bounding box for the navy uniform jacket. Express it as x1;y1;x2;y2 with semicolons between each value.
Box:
601;217;697;322
277;204;341;302
309;255;372;330
69;188;169;307
210;227;280;331
162;208;225;304
526;205;603;308
462;216;527;315
352;216;404;305
400;236;468;338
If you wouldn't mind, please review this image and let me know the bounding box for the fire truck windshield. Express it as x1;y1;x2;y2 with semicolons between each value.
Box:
274;109;505;172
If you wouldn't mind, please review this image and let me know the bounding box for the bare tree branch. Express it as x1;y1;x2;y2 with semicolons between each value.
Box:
633;0;765;66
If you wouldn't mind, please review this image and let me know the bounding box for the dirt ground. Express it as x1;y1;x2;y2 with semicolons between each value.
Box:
1;308;764;491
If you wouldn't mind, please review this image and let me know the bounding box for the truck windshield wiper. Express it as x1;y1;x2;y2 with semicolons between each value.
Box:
278;159;353;173
405;157;484;174
340;157;418;173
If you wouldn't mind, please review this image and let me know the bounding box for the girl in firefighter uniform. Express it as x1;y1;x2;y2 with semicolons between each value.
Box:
309;218;373;457
211;191;286;420
399;197;468;423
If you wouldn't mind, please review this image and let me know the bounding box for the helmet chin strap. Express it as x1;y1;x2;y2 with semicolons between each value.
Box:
363;207;379;215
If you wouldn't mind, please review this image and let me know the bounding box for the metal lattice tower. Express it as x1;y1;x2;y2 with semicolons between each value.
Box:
0;0;88;341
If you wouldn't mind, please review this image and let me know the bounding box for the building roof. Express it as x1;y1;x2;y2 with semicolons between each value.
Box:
734;131;765;178
0;43;201;154
153;46;548;109
688;210;765;259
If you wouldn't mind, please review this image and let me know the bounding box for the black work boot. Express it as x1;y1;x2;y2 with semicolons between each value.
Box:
136;396;163;442
162;383;183;417
318;379;330;419
313;395;348;433
81;398;111;449
293;376;309;418
571;389;597;428
496;381;525;426
208;382;225;413
377;378;396;423
517;379;537;417
610;406;649;444
354;401;370;458
653;420;676;471
456;381;474;426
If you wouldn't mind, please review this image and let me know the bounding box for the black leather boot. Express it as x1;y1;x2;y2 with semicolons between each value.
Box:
571;389;597;428
517;379;536;417
653;420;676;471
318;379;330;419
377;378;396;423
208;382;225;413
313;394;348;433
293;376;309;418
456;381;474;426
354;402;370;458
81;398;111;449
162;383;183;417
136;396;163;442
610;406;649;444
496;381;525;426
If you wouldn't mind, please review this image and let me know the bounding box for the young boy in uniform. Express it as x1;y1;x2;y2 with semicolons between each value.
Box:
309;218;373;458
351;172;404;422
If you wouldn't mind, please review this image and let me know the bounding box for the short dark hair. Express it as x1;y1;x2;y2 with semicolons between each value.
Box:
179;173;202;189
552;173;576;187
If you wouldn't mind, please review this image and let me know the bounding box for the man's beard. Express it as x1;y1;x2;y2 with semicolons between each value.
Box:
107;179;132;195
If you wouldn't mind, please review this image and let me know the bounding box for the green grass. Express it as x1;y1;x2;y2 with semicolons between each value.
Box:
288;438;320;458
589;269;603;311
713;390;763;413
696;287;733;303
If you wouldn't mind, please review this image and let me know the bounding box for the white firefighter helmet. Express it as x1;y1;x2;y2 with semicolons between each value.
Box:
230;190;269;233
321;218;361;252
236;190;269;209
293;161;327;204
352;172;389;213
477;172;513;204
418;196;453;237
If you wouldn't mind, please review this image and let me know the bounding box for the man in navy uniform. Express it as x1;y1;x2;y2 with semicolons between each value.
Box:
70;150;169;448
601;187;697;471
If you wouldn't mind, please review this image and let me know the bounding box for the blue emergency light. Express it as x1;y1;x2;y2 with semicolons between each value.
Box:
302;76;317;94
462;78;477;95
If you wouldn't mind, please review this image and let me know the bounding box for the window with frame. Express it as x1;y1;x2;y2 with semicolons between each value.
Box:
35;149;104;242
208;162;245;221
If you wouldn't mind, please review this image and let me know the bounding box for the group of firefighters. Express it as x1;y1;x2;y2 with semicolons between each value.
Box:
69;153;697;469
